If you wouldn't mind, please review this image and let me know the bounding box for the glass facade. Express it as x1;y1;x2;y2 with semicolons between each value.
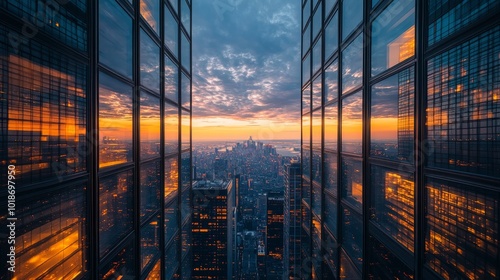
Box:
301;0;500;279
0;0;191;279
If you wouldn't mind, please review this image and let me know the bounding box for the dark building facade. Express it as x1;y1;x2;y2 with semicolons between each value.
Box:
283;160;302;279
266;192;284;279
192;180;235;279
301;0;500;279
0;0;192;279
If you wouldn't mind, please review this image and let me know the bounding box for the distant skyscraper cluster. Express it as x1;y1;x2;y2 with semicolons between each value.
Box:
301;0;500;279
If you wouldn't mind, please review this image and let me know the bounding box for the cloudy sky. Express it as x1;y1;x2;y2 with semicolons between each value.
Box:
192;0;301;141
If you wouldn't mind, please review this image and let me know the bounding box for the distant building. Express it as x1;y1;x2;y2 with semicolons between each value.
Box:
283;160;302;279
192;180;235;279
266;192;284;279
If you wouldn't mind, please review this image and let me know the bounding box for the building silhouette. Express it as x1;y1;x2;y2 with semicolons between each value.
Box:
266;192;284;279
301;0;500;279
192;180;235;279
283;160;302;279
0;0;192;279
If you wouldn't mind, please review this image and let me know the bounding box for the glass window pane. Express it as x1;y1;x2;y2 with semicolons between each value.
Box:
169;0;178;14
342;206;363;271
146;259;161;279
140;160;161;221
340;249;361;279
342;91;362;154
165;55;179;103
371;0;415;76
368;235;414;279
140;0;160;34
181;32;190;72
181;110;191;151
99;0;133;78
165;238;180;279
342;0;362;40
165;198;179;243
165;104;179;155
303;53;311;85
303;23;311;56
341;157;362;209
371;166;414;252
99;241;136;279
181;187;191;221
324;193;338;236
181;0;190;34
312;109;322;148
325;102;338;151
140;92;161;160
99;170;134;257
312;75;322;109
313;4;322;39
325;0;337;16
13;185;86;279
312;179;322;215
371;67;414;162
181;73;191;108
325;152;338;195
181;152;191;189
325;12;338;59
325;60;338;102
303;0;310;29
141;216;161;272
140;29;160;92
165;5;179;58
313;37;322;74
342;34;363;94
165;157;179;200
302;84;311;115
99;72;133;168
312;147;322;185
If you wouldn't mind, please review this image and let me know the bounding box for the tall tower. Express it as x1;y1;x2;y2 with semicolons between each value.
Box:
192;180;235;279
266;192;284;279
300;0;500;279
283;160;302;279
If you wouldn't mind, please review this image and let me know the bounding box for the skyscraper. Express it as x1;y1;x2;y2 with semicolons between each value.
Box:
266;192;284;279
192;180;235;279
301;0;500;279
283;160;302;279
0;0;191;279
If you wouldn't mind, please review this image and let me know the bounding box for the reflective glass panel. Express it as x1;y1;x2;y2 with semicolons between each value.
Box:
181;33;190;72
303;54;311;85
181;187;191;221
165;5;179;58
312;183;322;216
140;29;160;93
303;23;311;56
181;110;191;151
342;91;362;154
325;152;338;195
313;4;322;39
165;104;179;155
371;165;414;252
99;170;134;257
181;0;190;34
325;60;338;102
325;102;338;151
342;206;363;271
141;216;161;271
302;84;311;115
165;55;179;103
312;75;322;109
181;73;191;108
165;157;179;200
99;0;132;78
165;239;180;279
368;236;414;279
165;198;179;244
303;0;311;29
140;92;161;160
325;0;337;16
99;241;135;279
325;12;338;59
99;72;133;168
140;0;160;34
312;109;322;148
341;157;362;209
181;152;191;188
313;37;322;74
342;34;363;94
342;0;362;40
169;0;178;13
325;193;338;236
140;160;161;221
371;67;414;162
372;0;415;76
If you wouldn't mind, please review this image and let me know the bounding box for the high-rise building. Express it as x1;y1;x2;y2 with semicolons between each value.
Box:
192;180;235;279
0;0;191;279
266;192;284;279
301;0;500;279
283;160;302;279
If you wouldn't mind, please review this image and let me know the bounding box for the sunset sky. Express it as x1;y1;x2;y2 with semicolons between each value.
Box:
192;0;301;142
